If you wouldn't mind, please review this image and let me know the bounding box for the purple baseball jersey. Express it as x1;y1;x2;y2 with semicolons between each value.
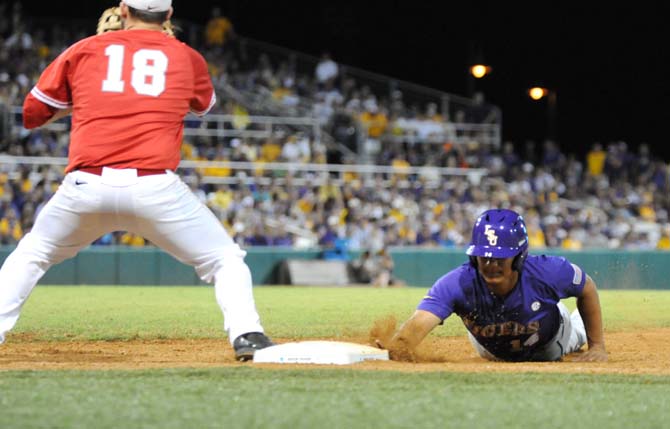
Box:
418;255;586;361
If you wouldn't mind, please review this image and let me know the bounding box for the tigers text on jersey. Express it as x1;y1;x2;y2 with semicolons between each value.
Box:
418;255;586;361
22;29;215;172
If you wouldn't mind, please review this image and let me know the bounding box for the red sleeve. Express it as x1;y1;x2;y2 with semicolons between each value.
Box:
22;92;60;129
23;47;74;129
187;47;216;116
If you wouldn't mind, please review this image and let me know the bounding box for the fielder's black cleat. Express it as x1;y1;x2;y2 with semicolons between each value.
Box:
233;332;275;361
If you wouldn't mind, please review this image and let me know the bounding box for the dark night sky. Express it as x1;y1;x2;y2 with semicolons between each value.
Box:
27;2;670;160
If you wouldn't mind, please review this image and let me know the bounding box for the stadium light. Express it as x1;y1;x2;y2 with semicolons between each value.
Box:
528;87;549;100
470;64;492;79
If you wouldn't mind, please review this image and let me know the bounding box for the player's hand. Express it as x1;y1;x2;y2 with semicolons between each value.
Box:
572;345;608;362
375;338;415;362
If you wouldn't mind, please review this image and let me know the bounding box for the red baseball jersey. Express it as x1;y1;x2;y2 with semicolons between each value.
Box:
23;29;215;172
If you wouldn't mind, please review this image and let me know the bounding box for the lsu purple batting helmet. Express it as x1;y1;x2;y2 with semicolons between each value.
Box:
466;209;529;271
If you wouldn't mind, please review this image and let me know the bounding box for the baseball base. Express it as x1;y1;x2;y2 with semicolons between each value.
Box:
252;341;390;365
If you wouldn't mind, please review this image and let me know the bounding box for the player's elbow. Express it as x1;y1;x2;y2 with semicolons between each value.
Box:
22;105;45;129
581;275;599;296
22;95;56;129
22;114;42;130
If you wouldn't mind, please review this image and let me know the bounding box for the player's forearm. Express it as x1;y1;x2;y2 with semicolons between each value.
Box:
577;277;606;349
387;310;440;360
45;107;73;125
579;303;605;349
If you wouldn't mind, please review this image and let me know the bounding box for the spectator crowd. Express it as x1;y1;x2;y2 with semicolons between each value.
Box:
0;3;669;253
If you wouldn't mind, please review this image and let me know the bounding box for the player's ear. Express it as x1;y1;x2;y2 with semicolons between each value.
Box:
119;2;129;19
166;7;173;20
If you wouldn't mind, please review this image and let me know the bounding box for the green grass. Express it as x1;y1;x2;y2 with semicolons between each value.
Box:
3;286;670;429
11;286;670;341
0;369;668;429
12;286;444;341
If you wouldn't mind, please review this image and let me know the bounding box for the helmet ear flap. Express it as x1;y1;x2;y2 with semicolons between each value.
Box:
512;249;528;272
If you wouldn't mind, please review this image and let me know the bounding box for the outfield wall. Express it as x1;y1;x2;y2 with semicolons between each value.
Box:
0;246;667;289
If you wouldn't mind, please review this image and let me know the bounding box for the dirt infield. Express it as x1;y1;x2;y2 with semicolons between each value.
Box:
1;329;668;374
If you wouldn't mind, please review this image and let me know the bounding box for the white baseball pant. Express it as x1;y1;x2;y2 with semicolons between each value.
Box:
0;167;265;344
468;302;587;361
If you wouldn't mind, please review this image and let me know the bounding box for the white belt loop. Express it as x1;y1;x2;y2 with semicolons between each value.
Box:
100;167;140;187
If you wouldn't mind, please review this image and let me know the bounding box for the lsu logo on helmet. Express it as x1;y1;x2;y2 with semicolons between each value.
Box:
484;225;498;246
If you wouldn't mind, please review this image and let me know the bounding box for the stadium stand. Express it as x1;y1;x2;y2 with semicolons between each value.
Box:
0;9;669;252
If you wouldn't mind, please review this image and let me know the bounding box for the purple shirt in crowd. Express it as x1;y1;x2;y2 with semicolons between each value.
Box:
418;255;586;361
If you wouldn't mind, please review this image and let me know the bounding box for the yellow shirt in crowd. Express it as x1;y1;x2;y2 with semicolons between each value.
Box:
205;17;233;46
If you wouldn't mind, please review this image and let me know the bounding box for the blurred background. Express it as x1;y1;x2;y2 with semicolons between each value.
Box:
0;1;669;286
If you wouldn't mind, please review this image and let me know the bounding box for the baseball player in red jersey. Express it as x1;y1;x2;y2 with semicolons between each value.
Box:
0;0;274;361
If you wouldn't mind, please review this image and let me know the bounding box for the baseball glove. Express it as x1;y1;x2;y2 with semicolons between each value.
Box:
161;20;176;37
96;6;177;37
97;7;123;35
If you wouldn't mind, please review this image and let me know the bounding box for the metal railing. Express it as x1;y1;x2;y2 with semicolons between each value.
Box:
8;106;322;141
182;113;322;142
8;105;500;152
0;155;488;188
